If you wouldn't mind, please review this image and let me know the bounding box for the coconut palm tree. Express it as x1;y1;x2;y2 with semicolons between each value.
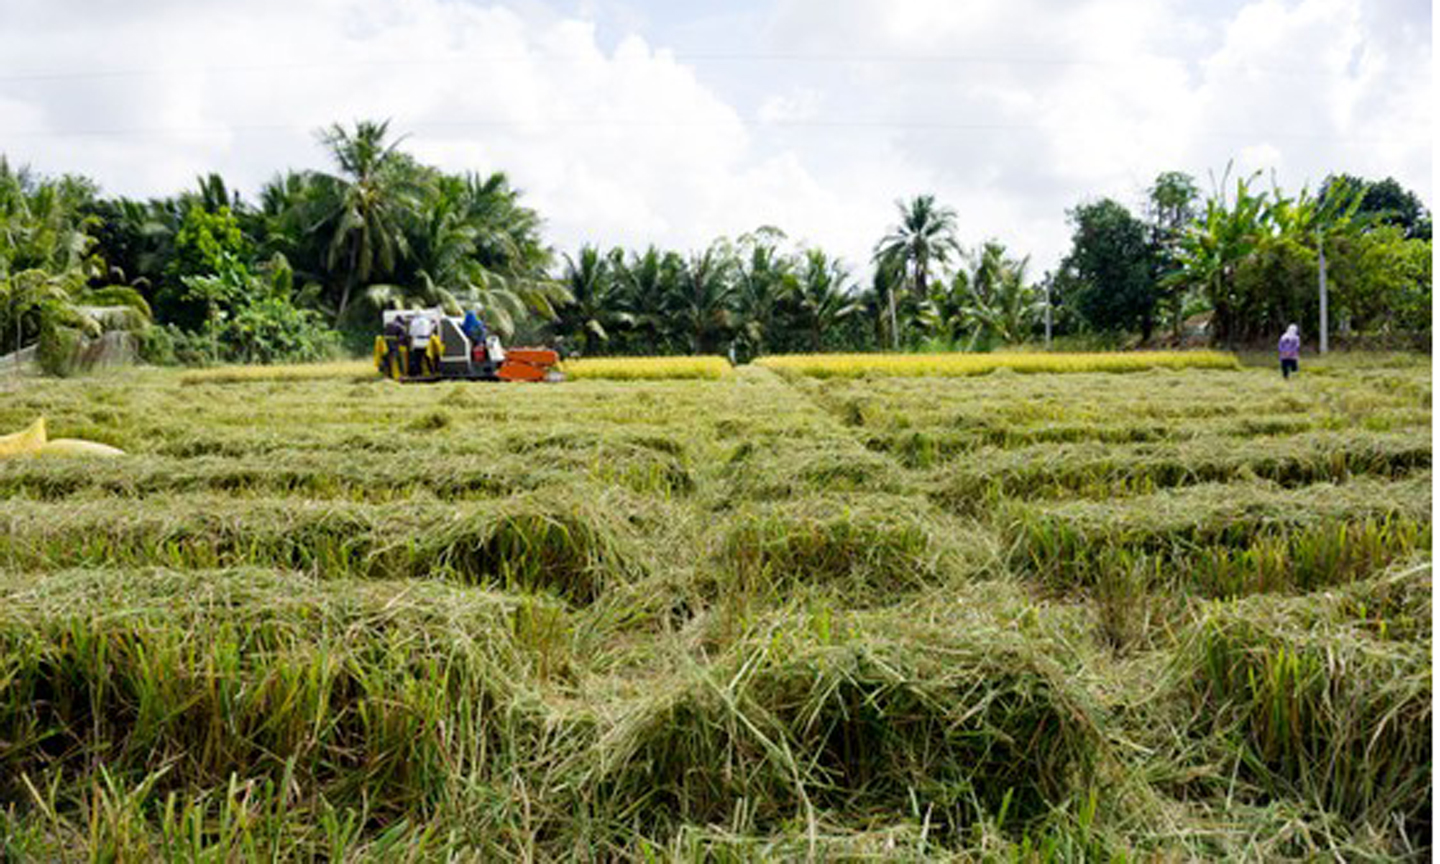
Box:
313;120;420;324
733;228;795;357
0;161;104;356
854;261;907;351
874;194;960;299
553;245;630;354
953;242;1042;346
365;173;569;337
873;194;960;347
614;246;681;353
793;248;858;352
672;243;736;354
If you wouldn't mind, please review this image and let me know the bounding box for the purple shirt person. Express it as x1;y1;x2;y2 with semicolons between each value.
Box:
1278;324;1300;379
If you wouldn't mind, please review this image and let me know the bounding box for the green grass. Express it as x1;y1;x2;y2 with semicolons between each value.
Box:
0;353;1429;860
1179;564;1431;840
929;430;1432;509
1003;476;1431;596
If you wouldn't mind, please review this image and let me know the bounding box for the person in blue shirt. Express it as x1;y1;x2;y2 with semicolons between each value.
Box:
462;309;488;343
462;309;489;362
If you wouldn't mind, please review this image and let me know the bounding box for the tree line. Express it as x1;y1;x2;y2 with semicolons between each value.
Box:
1;119;1431;371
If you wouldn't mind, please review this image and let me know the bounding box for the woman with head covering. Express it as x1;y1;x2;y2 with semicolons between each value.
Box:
1278;324;1300;379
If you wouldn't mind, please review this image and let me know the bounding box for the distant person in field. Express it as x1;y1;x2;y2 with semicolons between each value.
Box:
1278;324;1300;379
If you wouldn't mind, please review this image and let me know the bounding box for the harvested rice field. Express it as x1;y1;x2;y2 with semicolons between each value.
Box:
0;353;1431;860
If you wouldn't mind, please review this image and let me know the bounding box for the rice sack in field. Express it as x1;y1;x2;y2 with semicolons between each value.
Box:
0;417;46;457
37;439;125;458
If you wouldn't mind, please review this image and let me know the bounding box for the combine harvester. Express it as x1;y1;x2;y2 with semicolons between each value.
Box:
374;309;562;383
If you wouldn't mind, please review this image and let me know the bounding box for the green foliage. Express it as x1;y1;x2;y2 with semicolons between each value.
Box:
1327;226;1432;338
79;284;153;319
1324;174;1432;240
871;194;962;346
942;241;1043;346
6;134;1434;370
0;159;105;356
1163;170;1394;346
205;295;340;365
152;255;340;366
1147;171;1201;338
552;245;629;355
1059;198;1158;337
1230;232;1317;335
1185;570;1431;835
159;206;250;330
35;321;86;376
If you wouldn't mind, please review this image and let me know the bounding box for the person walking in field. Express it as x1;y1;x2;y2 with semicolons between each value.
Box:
1278;324;1300;379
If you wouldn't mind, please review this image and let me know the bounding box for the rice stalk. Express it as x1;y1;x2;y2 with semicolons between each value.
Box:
759;350;1241;379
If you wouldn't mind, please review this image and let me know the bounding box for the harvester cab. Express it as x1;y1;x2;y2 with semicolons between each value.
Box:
375;308;562;383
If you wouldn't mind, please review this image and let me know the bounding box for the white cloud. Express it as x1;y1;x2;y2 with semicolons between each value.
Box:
0;0;1429;279
757;87;823;125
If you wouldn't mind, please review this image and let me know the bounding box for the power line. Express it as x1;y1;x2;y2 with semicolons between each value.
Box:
0;52;1336;85
0;118;1385;144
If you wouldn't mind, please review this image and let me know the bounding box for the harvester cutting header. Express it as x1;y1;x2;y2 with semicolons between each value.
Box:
375;309;562;383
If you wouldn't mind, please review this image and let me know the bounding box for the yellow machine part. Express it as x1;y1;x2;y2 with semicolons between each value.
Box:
424;334;443;377
374;336;403;381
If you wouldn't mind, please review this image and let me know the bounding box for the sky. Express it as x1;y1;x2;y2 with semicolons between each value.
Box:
0;0;1431;277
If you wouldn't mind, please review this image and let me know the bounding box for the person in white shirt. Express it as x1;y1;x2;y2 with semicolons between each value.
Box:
408;313;435;375
409;313;434;349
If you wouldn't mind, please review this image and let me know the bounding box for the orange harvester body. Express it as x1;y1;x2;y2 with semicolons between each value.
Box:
497;348;561;381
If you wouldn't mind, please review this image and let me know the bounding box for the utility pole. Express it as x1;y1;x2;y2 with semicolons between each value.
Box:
1044;279;1052;350
1317;231;1328;354
10;287;19;379
888;288;899;351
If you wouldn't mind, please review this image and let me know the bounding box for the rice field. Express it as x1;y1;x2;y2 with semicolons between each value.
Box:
757;349;1241;378
558;356;732;380
0;354;1430;860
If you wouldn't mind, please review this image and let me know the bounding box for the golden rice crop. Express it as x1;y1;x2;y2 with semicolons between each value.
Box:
180;360;377;384
558;355;731;380
757;350;1241;378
